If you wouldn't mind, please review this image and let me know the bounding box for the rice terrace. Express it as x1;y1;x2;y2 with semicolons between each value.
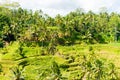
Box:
0;0;120;80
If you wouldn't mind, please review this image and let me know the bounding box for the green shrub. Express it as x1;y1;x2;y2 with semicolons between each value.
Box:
0;64;2;73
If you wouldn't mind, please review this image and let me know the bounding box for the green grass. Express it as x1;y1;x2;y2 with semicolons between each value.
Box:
0;42;120;79
47;26;59;30
57;43;120;77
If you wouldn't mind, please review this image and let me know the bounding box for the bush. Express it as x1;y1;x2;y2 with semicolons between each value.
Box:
68;51;119;80
0;64;2;73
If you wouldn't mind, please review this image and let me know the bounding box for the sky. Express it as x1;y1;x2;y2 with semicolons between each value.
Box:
2;0;120;17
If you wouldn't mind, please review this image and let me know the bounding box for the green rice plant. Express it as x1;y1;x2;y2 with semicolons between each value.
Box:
10;66;25;80
68;48;120;80
0;64;2;73
108;63;119;80
17;44;26;58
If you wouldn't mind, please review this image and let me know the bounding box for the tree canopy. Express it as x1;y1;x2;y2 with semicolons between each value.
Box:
0;5;120;46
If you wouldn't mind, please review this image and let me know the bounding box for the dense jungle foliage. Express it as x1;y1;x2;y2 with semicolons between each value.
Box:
0;6;120;46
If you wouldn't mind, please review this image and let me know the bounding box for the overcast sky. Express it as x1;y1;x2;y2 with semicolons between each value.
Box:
6;0;120;17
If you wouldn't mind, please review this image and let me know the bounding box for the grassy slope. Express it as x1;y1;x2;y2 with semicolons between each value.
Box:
58;43;120;69
0;42;120;79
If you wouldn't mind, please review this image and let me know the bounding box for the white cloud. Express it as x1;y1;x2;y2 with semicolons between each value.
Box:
7;0;120;16
41;8;68;17
77;0;117;12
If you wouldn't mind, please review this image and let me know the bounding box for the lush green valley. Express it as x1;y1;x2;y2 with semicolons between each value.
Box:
0;2;120;80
